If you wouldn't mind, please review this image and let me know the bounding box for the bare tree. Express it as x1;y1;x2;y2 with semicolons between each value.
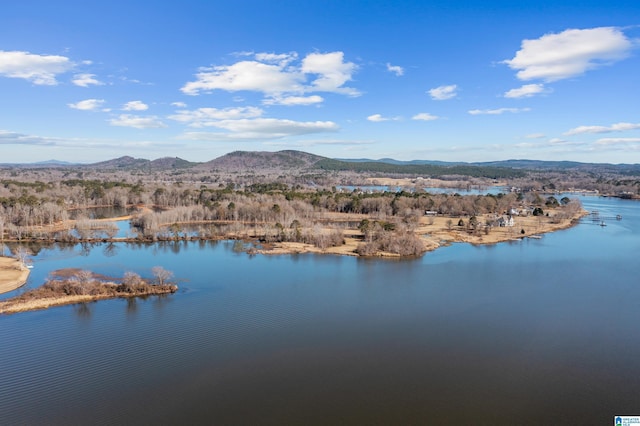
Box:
14;246;31;267
76;269;94;284
151;266;173;285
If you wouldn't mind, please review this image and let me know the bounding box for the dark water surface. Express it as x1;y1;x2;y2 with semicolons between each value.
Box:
1;196;639;425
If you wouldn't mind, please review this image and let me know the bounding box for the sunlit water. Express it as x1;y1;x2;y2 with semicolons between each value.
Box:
1;195;639;425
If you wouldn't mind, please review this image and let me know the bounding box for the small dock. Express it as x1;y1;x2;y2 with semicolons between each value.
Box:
582;211;622;225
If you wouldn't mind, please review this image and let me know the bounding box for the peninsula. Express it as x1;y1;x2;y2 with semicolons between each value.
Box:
0;257;30;294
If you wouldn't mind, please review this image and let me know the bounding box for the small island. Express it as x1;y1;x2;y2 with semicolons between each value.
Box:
0;267;177;315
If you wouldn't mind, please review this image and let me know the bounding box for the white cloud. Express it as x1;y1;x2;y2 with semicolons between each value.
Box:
68;99;105;111
525;133;546;139
367;114;402;122
181;51;359;99
595;138;640;146
0;130;58;146
263;95;324;106
504;83;546;98
468;107;531;115
122;100;149;111
428;84;457;100
0;130;185;153
565;122;640;135
0;50;74;85
72;73;103;87
548;138;568;144
301;51;359;96
412;113;439;121
386;63;404;76
254;52;298;65
109;114;167;129
168;106;263;127
182;60;304;96
504;27;634;82
171;102;187;108
367;114;388;122
179;118;339;141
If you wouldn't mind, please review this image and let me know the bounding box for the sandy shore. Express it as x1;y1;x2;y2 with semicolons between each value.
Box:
0;257;30;295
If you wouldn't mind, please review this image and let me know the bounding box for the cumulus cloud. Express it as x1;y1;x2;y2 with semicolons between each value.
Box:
168;106;263;127
504;83;546;98
367;114;389;122
68;99;106;111
412;113;439;121
504;27;634;82
386;63;404;76
122;100;149;111
564;122;640;135
301;51;359;96
182;61;303;95
262;95;324;106
181;51;359;100
72;73;103;87
468;107;531;115
0;50;74;85
179;118;339;141
428;84;458;100
171;102;187;108
109;114;167;129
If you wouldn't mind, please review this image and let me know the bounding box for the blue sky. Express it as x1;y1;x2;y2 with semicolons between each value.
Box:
1;1;639;164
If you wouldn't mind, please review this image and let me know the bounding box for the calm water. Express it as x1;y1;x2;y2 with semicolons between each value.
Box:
1;196;639;425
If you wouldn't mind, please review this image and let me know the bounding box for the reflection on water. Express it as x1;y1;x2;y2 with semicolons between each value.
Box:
0;196;639;425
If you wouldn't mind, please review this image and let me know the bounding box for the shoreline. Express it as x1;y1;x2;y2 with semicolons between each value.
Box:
0;289;177;315
0;281;178;315
257;209;588;257
0;257;30;295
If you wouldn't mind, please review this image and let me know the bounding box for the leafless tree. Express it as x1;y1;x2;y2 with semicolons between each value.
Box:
14;246;31;266
151;266;173;285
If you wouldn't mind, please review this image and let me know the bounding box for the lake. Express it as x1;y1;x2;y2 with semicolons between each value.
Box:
1;195;639;425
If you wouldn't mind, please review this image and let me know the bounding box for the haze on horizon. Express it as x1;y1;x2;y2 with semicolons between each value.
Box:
1;1;639;165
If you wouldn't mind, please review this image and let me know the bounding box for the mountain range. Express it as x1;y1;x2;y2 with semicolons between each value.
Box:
2;150;639;176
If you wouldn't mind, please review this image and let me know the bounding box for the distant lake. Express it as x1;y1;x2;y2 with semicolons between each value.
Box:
1;195;639;425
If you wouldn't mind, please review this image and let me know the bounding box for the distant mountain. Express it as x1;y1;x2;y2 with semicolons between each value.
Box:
338;157;640;175
0;159;80;168
149;157;200;169
199;150;325;171
83;156;198;171
87;156;151;169
33;159;78;166
475;159;640;174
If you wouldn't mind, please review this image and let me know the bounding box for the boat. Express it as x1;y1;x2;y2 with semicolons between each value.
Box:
600;221;606;227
